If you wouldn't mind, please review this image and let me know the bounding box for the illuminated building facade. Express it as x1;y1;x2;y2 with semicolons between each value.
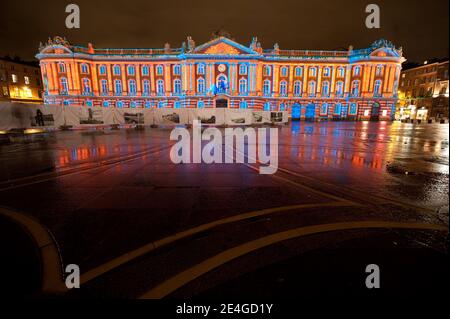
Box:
0;58;43;103
397;59;449;121
36;36;405;120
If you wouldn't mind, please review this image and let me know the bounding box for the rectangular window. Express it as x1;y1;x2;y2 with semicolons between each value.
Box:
24;76;30;85
12;74;18;83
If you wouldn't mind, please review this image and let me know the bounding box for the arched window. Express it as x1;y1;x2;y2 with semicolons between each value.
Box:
263;80;271;96
114;80;122;95
128;80;137;95
60;77;68;93
81;63;89;74
157;80;164;95
321;81;330;97
103;101;109;107
142;65;149;76
263;65;271;76
239;64;247;75
239;100;247;109
142;80;150;95
351;80;360;96
353;66;361;76
294;81;302;96
145;101;152;108
100;80;108;94
174;101;181;109
320;103;328;115
374;80;382;96
113;65;121;75
337;67;345;77
376;65;383;76
99;65;107;75
158;101;164;108
197;64;205;75
295;67;302;77
239;78;247;94
279;80;287;96
86;100;93;107
156;65;164;75
82;78;91;94
58;62;66;73
350;103;358;115
281;67;288;77
334;103;342;115
127;65;135;75
117;101;123;108
264;102;271;111
308;81;316;96
309;67;317;77
173;79;182;94
130;101;136;108
323;67;331;77
197;100;205;108
173;65;181;75
335;81;344;96
197;78;205;93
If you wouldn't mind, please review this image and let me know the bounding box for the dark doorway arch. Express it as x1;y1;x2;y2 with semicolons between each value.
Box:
371;102;380;121
291;103;301;120
305;103;316;121
215;99;228;108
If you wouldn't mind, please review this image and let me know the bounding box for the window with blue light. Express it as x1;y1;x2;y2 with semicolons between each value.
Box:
157;80;164;95
264;65;271;76
86;100;93;107
351;80;360;97
173;65;181;75
128;80;137;95
309;67;317;77
143;80;150;96
158;101;164;108
103;100;109;107
294;81;302;96
114;80;122;95
197;100;205;108
81;64;89;74
58;62;66;73
321;103;328;114
281;67;288;77
174;101;181;109
353;66;361;76
350;103;357;115
295;67;302;77
197;64;205;75
117;101;123;108
130;101;136;108
308;81;316;97
142;65;149;76
239;64;247;75
156;65;164;75
376;65;383;76
263;80;271;96
264;102;271;111
173;79;182;94
99;65;107;75
60;77;68;94
101;80;108;94
335;81;344;96
279;81;287;96
197;78;205;93
239;78;247;94
82;78;91;94
63;100;71;106
127;65;135;76
279;103;285;111
374;80;382;97
323;67;331;77
322;81;330;97
145;101;152;108
334;103;342;115
113;65;121;75
239;100;247;109
337;67;345;77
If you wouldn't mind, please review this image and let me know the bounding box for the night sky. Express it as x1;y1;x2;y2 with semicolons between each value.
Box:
0;0;448;63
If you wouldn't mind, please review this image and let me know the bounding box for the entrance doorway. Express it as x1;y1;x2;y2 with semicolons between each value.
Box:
370;102;380;121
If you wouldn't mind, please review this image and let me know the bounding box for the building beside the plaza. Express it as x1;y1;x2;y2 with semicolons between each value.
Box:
397;59;449;121
36;35;405;121
0;58;43;103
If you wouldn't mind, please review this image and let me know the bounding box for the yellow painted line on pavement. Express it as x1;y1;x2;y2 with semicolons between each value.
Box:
140;220;448;299
0;207;67;294
80;201;355;284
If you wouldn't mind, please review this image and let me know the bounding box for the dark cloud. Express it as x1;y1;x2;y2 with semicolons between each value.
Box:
0;0;448;62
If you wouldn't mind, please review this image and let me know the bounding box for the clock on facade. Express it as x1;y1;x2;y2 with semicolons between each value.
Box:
218;64;226;72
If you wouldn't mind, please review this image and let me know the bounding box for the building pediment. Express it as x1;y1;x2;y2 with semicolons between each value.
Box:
193;37;257;55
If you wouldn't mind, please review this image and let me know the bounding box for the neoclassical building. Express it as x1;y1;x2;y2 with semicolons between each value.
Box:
36;35;405;120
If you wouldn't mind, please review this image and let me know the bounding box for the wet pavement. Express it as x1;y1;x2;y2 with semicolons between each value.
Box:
0;121;448;298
